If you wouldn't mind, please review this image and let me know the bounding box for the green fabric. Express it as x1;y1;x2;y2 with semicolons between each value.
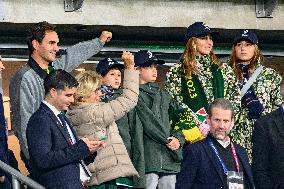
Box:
210;63;224;99
128;83;186;188
181;74;208;113
177;61;224;129
181;63;224;114
165;55;241;143
128;109;146;188
44;65;55;74
134;83;184;171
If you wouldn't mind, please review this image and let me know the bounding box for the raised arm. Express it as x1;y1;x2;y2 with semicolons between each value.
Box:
54;31;112;72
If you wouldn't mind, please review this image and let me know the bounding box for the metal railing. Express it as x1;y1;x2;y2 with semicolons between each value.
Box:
0;160;45;189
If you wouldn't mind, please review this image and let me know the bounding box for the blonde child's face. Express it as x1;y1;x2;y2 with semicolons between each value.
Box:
102;69;122;89
139;64;158;85
84;87;104;103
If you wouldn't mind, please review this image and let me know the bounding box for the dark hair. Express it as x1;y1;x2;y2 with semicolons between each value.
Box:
44;69;78;95
208;98;234;119
26;21;57;54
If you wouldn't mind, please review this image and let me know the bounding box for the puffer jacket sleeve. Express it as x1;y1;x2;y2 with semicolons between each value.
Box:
91;69;139;127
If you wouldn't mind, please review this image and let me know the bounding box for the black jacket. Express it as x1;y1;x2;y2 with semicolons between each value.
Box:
252;107;284;189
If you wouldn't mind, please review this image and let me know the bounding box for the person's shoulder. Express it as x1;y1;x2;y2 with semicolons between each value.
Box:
167;62;182;75
220;63;236;82
10;64;32;83
257;107;281;123
28;106;47;125
184;138;206;151
261;66;281;80
220;62;234;72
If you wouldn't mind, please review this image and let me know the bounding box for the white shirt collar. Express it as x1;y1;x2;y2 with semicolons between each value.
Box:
217;137;231;148
42;100;61;116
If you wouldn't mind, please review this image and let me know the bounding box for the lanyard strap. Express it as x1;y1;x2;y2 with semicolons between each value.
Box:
208;138;240;175
230;143;241;175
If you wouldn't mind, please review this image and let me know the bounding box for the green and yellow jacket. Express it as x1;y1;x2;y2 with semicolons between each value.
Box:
165;55;241;143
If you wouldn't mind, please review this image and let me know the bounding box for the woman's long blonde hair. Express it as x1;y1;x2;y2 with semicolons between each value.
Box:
74;71;102;104
181;37;221;77
228;44;264;81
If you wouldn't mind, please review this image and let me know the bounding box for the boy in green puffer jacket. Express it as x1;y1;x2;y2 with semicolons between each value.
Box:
129;50;186;189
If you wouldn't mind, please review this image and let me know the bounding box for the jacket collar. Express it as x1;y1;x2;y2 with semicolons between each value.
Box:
203;136;254;187
40;103;78;144
27;56;48;80
139;82;160;94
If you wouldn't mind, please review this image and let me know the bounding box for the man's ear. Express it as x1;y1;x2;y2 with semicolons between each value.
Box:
31;39;39;51
49;88;57;98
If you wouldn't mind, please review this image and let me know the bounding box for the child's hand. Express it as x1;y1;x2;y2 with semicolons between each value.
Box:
166;136;180;151
121;51;134;70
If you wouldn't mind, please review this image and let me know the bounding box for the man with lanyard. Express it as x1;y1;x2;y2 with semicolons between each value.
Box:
176;98;255;189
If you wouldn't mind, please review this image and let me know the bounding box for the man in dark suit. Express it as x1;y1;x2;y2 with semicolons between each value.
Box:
176;98;255;189
252;79;284;189
26;69;105;189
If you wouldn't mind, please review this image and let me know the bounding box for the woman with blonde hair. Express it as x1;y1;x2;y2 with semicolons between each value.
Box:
229;30;282;160
165;22;241;143
67;52;139;188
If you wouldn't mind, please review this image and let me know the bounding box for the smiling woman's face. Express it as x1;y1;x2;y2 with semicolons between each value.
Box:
195;35;213;56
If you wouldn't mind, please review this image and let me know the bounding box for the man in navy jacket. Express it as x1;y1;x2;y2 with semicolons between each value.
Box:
26;69;105;189
176;98;255;189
